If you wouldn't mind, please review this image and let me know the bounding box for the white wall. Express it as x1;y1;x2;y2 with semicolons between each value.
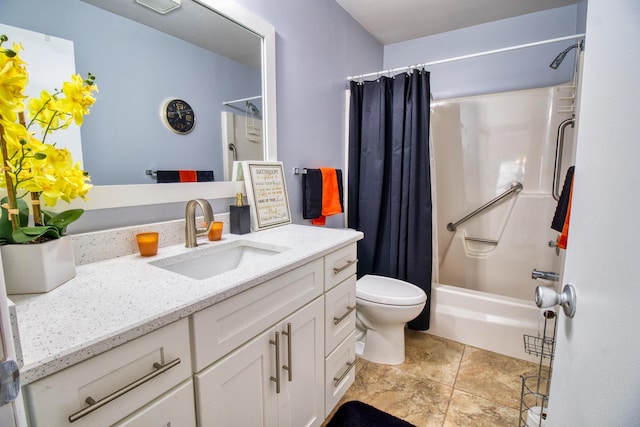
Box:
384;5;580;99
548;0;640;424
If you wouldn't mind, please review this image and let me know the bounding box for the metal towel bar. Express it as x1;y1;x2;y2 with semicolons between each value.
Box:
447;182;523;232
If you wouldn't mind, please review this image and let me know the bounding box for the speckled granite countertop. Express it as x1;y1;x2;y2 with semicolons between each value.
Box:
10;224;363;385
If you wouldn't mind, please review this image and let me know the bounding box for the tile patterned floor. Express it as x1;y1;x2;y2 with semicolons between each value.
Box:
324;331;540;427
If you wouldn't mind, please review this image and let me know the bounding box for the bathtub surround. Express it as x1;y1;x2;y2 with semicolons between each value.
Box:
348;71;433;330
432;84;569;302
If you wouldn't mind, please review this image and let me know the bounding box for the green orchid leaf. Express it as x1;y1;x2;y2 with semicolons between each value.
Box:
0;198;31;244
42;209;84;235
12;226;61;243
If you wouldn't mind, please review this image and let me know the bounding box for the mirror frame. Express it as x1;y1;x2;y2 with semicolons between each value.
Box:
68;0;277;210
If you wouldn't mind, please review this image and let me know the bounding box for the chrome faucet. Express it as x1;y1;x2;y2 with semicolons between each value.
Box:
185;199;214;248
531;269;560;282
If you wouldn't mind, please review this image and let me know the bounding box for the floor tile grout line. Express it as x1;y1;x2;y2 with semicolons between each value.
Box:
440;343;467;426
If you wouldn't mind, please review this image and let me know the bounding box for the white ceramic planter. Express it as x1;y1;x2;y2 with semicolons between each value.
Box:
1;236;76;294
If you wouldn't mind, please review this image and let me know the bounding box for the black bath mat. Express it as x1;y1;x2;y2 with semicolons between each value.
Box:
327;401;416;427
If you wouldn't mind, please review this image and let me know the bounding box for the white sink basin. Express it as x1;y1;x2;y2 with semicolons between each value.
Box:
150;241;288;280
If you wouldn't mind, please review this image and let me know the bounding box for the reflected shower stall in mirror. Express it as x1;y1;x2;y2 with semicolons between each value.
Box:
0;0;268;186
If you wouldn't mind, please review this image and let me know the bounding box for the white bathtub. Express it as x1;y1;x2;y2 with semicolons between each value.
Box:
427;283;546;363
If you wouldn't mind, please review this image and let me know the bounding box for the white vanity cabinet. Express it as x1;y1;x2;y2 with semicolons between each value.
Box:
18;235;361;427
192;258;325;427
323;243;358;417
23;318;193;427
194;297;324;427
192;243;358;426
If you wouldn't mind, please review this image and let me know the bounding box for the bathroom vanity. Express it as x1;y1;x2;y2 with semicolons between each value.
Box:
10;224;361;426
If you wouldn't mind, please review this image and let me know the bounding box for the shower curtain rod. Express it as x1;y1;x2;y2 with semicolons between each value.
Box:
347;33;586;81
222;95;262;110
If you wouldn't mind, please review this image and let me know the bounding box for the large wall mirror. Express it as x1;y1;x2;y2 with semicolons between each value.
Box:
0;0;277;209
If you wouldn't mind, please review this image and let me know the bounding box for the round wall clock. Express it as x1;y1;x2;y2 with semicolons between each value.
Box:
162;98;195;134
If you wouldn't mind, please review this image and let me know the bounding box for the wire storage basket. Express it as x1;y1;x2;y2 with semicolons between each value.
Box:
519;309;557;426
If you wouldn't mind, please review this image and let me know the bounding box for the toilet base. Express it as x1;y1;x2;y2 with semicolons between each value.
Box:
355;326;406;365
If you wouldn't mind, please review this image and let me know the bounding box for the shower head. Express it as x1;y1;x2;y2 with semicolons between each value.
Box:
549;43;580;69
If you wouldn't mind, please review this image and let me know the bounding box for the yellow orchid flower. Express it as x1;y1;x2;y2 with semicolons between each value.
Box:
0;42;28;123
0;35;96;242
58;73;98;126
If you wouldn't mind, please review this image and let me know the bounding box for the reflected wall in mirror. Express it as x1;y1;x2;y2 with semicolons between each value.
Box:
0;0;268;185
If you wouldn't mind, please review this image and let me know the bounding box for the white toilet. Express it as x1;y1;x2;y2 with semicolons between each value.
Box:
355;275;427;365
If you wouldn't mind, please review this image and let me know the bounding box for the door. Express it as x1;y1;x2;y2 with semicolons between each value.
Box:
0;254;26;427
277;298;324;427
546;0;640;424
194;326;279;427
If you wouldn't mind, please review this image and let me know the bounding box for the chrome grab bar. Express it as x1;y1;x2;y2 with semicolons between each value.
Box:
553;118;574;201
447;182;523;232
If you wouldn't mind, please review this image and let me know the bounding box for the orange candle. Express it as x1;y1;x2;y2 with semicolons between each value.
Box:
136;232;159;256
208;222;224;241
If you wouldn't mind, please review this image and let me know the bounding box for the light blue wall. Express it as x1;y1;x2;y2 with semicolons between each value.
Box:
221;0;384;227
0;0;261;185
383;5;581;99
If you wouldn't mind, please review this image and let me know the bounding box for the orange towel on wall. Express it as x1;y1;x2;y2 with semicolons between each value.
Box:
179;170;197;182
311;168;343;226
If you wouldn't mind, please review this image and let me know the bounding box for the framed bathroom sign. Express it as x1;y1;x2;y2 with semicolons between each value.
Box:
241;161;292;230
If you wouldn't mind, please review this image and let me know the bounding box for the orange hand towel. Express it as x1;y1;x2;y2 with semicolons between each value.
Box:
311;168;343;226
179;170;197;182
557;179;573;249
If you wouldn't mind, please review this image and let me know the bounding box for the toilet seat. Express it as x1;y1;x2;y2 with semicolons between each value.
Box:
356;275;427;306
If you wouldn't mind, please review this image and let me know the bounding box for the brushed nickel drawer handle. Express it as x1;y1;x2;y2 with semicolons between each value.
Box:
333;259;357;274
333;360;356;387
68;357;181;423
270;332;281;393
282;323;293;382
333;305;356;325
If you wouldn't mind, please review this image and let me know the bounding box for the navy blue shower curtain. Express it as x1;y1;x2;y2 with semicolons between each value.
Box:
347;70;433;330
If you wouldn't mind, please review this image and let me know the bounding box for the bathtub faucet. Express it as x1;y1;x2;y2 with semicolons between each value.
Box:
531;269;560;282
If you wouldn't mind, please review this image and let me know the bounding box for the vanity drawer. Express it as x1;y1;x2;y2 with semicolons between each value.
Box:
191;258;324;371
113;379;196;427
325;275;356;356
325;331;357;417
324;243;358;291
24;318;192;427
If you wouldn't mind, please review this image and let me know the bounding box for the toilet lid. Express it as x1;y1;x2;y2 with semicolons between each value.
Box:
356;275;427;305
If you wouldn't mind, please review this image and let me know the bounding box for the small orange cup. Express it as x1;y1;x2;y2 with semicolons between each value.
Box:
207;222;224;241
136;232;159;256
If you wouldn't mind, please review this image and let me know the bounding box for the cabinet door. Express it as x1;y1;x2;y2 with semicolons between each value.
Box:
278;297;324;427
195;327;279;427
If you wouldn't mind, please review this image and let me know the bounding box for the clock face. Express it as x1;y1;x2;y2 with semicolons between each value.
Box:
163;99;195;134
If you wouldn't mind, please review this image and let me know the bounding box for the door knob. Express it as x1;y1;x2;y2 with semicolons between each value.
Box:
535;284;576;318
